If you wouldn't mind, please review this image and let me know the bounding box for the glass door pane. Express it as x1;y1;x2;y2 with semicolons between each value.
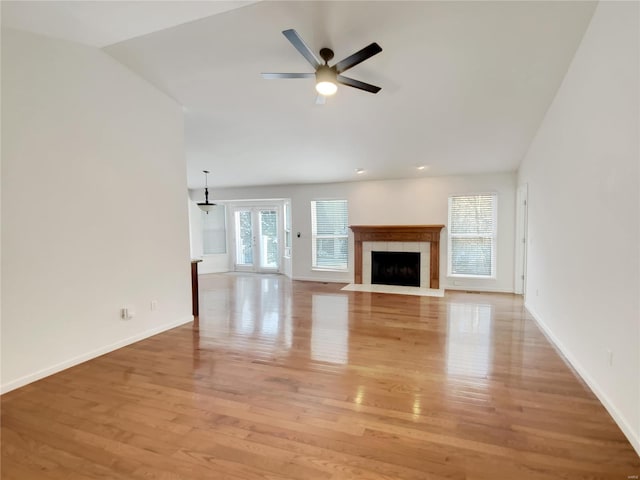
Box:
235;210;253;267
259;210;278;270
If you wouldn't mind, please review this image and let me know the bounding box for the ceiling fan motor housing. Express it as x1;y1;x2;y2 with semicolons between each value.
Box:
316;64;337;83
319;48;334;63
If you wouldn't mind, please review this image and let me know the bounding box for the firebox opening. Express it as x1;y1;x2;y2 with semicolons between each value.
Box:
371;251;420;287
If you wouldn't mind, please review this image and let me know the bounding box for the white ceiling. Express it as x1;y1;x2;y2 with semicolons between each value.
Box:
2;1;596;189
1;1;257;47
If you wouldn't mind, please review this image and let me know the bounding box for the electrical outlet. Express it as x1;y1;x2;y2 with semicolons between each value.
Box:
150;300;158;311
536;289;539;297
607;349;613;367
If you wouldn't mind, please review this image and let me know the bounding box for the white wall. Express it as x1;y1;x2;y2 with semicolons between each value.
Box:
1;29;193;392
190;172;516;292
518;2;639;453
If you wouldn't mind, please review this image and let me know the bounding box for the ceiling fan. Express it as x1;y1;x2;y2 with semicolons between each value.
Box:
262;29;382;103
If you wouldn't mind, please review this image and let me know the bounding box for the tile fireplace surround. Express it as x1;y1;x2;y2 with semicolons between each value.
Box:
350;225;445;289
364;243;429;287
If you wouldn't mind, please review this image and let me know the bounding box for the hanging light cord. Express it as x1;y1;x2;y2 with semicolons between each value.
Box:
203;170;210;203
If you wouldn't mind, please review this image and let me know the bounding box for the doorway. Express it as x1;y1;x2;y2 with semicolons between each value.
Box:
232;206;280;273
514;184;528;295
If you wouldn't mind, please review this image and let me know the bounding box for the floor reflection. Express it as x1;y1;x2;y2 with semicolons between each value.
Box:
354;385;365;405
412;395;422;421
197;273;292;354
311;294;349;364
446;302;493;378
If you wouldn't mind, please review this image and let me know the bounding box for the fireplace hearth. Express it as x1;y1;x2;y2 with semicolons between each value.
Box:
372;251;420;287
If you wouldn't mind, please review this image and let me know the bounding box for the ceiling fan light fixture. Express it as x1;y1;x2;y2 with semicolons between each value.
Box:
315;65;337;96
316;81;337;96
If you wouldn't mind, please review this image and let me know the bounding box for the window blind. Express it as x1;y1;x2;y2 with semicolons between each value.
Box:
311;200;348;270
448;194;496;277
202;205;226;255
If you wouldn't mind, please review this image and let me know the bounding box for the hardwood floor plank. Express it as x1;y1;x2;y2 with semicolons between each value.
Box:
2;273;638;479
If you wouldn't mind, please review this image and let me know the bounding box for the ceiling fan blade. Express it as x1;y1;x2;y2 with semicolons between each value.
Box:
334;43;382;74
261;73;315;79
315;94;326;105
336;75;381;94
282;29;321;69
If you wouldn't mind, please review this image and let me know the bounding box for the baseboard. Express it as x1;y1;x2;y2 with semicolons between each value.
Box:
525;302;640;456
0;316;193;395
293;275;350;284
290;279;515;293
444;286;514;293
198;267;229;275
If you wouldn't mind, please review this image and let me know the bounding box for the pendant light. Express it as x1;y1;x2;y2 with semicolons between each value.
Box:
197;170;216;214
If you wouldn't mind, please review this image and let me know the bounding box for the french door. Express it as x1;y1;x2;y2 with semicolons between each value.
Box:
233;207;280;273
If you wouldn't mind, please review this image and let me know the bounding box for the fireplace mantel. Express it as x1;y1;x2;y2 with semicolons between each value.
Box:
350;225;445;289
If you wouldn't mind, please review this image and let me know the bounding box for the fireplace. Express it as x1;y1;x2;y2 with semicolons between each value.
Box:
372;251;420;287
350;225;445;289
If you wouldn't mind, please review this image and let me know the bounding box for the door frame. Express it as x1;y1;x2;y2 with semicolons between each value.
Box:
514;184;528;295
230;203;283;274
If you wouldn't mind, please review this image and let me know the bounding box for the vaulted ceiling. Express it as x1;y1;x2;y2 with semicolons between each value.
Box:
2;1;597;189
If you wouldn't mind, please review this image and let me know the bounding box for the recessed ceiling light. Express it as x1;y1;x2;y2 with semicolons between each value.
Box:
416;165;428;171
355;168;365;175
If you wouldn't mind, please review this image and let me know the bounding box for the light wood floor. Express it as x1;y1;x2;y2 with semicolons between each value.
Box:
2;274;638;479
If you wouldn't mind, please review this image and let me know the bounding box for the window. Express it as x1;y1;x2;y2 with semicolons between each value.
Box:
202;205;226;254
311;199;348;270
448;194;497;277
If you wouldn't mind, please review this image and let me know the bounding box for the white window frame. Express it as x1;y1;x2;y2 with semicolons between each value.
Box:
447;193;497;279
311;199;349;272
